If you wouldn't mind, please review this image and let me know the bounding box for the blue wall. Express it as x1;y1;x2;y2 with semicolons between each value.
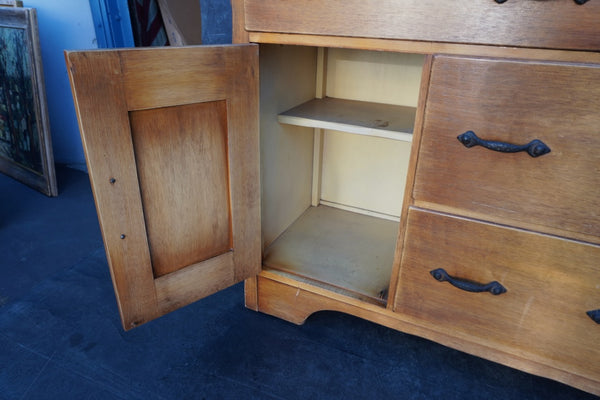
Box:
21;0;231;170
202;0;232;44
23;0;98;169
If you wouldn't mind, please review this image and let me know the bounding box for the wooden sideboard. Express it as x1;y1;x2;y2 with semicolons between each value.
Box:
66;0;600;395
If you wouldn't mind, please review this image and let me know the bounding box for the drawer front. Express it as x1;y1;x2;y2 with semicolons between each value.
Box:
413;56;600;241
395;208;600;380
244;0;600;51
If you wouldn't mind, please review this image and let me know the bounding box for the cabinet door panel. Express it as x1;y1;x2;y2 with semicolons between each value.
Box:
66;45;260;329
129;101;232;278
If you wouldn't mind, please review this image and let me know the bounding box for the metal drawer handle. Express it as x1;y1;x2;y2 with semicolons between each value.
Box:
588;309;600;324
430;268;507;295
457;130;551;157
495;0;589;4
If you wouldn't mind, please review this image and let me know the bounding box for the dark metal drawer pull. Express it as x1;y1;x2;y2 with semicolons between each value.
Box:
457;130;551;158
587;309;600;324
430;268;507;295
495;0;588;4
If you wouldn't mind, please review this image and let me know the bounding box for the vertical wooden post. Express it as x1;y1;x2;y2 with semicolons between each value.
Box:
231;0;249;43
311;48;328;206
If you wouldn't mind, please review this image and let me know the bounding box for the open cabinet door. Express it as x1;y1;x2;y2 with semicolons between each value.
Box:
65;45;260;330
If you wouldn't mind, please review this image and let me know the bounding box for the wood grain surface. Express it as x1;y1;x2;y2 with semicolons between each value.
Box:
66;45;260;329
414;55;600;243
244;0;600;51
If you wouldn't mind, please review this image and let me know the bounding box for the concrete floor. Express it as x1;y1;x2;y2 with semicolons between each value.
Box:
0;166;597;399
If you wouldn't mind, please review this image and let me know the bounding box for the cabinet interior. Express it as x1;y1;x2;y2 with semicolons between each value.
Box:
259;44;425;304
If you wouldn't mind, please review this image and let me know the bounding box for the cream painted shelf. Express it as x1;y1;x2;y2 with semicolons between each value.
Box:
263;205;399;304
278;97;415;141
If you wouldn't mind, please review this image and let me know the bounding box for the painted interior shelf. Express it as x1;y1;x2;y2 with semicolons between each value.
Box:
263;205;399;304
278;97;416;141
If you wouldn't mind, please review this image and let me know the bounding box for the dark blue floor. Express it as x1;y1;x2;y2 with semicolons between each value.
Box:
0;166;598;399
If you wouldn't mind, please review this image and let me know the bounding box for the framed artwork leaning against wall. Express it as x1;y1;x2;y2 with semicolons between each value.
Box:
0;6;56;196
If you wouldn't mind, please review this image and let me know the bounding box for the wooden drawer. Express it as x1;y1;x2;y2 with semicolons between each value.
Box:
394;208;600;381
244;0;600;51
413;56;600;241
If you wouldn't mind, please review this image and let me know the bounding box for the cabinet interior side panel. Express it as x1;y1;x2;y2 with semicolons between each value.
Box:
129;101;232;278
260;44;318;247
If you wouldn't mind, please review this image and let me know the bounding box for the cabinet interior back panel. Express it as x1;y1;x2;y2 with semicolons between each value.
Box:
320;132;410;218
319;49;420;218
326;48;424;107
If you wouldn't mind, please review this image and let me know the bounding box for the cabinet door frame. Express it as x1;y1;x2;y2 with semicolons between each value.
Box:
66;44;260;329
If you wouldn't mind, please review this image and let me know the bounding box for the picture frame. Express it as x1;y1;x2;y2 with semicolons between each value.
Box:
0;6;57;196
